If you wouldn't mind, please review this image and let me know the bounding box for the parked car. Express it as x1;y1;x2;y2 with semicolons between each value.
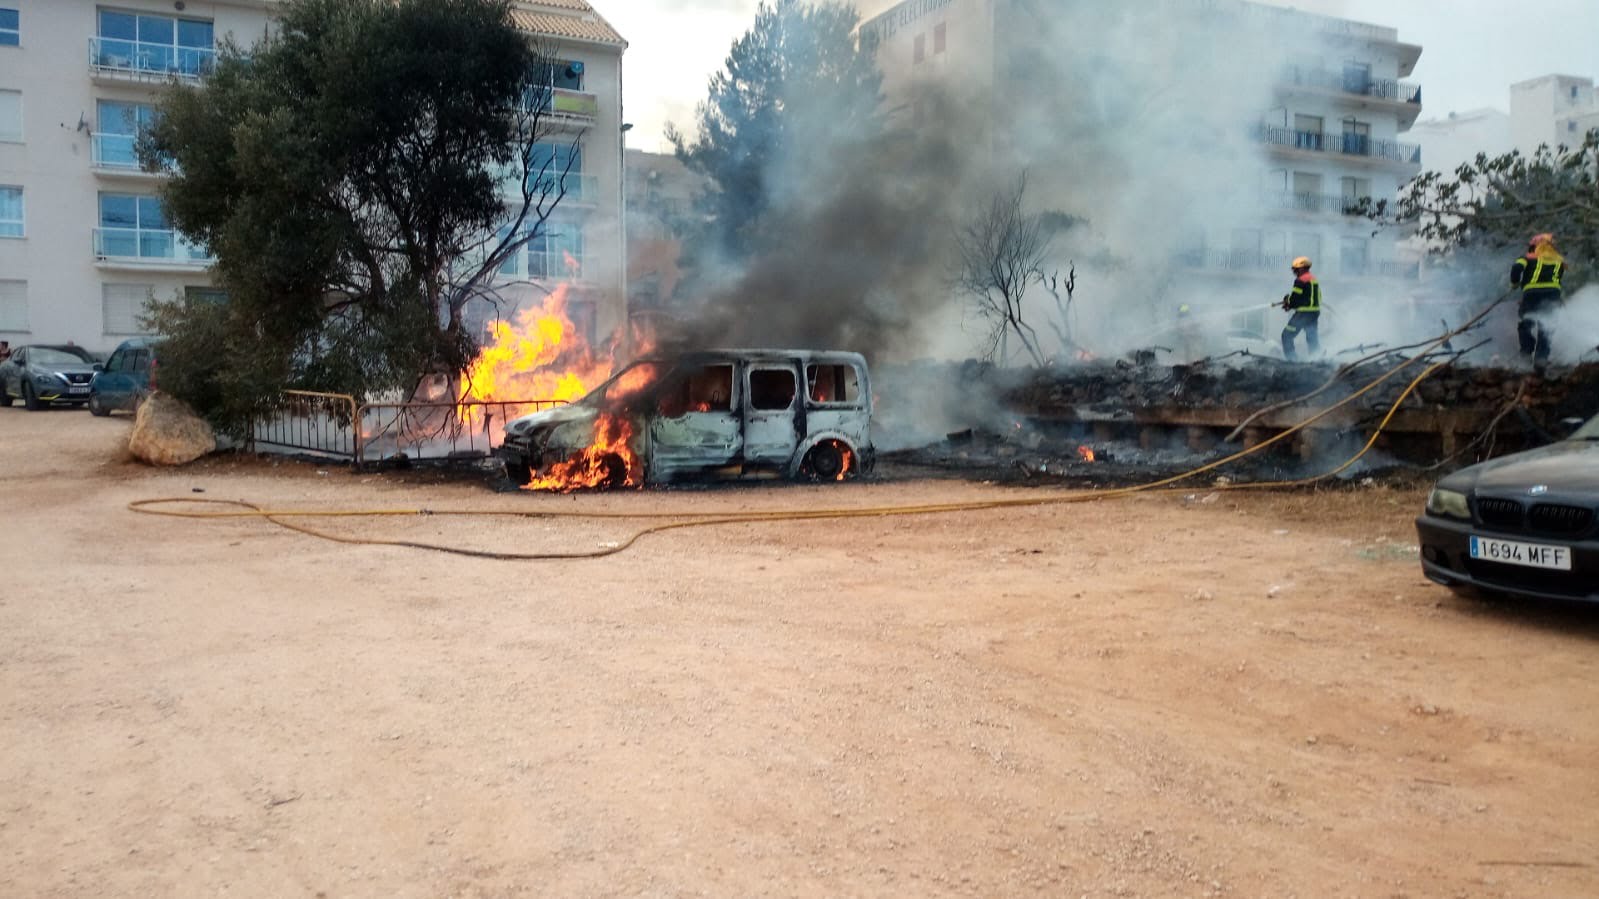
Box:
88;337;161;416
1416;413;1599;603
0;344;99;410
499;349;875;487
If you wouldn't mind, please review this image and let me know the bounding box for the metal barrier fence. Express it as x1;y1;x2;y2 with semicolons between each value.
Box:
252;392;564;467
251;390;361;461
356;399;565;465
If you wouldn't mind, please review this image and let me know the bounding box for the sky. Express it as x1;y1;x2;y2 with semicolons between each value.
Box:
601;0;1599;154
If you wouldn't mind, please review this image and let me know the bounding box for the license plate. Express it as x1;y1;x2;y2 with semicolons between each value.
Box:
1470;535;1572;571
69;385;90;394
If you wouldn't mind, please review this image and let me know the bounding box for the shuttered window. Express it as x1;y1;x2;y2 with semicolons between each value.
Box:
102;283;154;335
0;279;27;331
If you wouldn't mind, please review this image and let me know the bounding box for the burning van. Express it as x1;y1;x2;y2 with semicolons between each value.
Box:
498;349;875;489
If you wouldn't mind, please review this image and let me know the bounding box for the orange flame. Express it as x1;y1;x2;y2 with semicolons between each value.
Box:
460;284;609;416
1077;445;1096;462
524;413;642;492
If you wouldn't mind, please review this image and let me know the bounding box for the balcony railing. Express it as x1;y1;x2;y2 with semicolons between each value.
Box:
1263;191;1367;215
1256;125;1421;165
1282;67;1422;104
528;87;599;122
89;37;214;79
497;248;589;282
92;133;140;169
1176;251;1420;280
94;227;213;265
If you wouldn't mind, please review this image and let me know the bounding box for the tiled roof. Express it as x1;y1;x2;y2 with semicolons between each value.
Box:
510;2;626;47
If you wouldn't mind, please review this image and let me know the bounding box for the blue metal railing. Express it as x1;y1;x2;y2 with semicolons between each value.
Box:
1257;125;1421;164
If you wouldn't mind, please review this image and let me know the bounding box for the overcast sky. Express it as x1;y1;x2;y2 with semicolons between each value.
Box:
601;0;1598;154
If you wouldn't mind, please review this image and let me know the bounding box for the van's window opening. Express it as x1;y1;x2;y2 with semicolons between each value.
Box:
656;364;733;417
749;368;797;411
806;363;861;404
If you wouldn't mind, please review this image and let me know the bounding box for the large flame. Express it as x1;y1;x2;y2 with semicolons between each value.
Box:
525;412;642;492
460;284;611;416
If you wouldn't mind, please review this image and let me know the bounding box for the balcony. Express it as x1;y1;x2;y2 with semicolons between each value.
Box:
1263;191;1367;216
89;37;214;83
1256;125;1422;167
1282;67;1422;104
1175;251;1420;280
497;248;591;283
500;169;600;207
528;87;598;124
93;227;213;269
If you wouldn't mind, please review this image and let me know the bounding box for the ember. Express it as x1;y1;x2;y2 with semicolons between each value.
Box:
1077;445;1096;462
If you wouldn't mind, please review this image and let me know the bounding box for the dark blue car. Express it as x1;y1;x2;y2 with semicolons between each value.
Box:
88;337;161;416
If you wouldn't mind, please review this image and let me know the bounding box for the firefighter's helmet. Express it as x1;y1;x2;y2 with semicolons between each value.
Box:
1291;256;1312;271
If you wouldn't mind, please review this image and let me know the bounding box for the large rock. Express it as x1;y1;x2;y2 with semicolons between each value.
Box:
129;391;216;466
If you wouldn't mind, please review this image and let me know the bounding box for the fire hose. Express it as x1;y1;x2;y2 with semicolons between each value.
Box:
129;294;1513;561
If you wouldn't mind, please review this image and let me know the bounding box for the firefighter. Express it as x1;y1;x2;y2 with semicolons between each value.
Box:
1279;256;1321;361
1510;233;1565;367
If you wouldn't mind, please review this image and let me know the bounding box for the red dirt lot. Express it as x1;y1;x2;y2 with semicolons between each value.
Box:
2;405;1597;898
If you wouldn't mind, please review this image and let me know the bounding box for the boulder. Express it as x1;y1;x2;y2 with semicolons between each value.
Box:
128;391;216;466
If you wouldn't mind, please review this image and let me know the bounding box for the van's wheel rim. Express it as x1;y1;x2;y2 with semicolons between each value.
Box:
804;442;846;480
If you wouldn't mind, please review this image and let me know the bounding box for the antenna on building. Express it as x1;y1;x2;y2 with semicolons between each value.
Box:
76;112;89;133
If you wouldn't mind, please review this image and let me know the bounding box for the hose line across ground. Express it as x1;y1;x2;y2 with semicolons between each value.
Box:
129;297;1507;561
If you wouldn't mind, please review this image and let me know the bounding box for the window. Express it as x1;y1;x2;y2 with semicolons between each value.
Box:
1342;61;1371;94
499;222;585;280
1340;176;1370;214
1293;114;1323;151
934;22;946;54
533;59;584;92
1340;237;1369;276
0;186;21;237
1228;228;1261;267
1292;233;1322;264
96;100;157;167
98;193;170;257
1342;118;1371;156
0;280;26;332
94;10;214;77
0;89;17;142
0;8;17;47
1292;172;1322;209
520;141;584;197
914;33;925;64
656;364;733;417
749;368;796;411
806;363;861;405
102;284;155;335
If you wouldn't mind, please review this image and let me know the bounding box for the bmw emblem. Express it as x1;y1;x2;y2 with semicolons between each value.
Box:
1528;485;1549;496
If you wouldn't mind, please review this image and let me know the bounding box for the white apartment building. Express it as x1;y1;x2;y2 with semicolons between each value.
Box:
861;0;1425;346
0;0;626;354
1510;74;1599;152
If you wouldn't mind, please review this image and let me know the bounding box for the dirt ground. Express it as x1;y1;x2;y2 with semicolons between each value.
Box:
2;405;1597;898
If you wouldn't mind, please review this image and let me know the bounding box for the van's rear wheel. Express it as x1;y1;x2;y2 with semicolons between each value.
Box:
88;393;110;417
800;440;850;481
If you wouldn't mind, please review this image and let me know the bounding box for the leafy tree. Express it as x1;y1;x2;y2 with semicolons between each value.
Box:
141;0;576;433
667;0;883;259
1367;129;1597;289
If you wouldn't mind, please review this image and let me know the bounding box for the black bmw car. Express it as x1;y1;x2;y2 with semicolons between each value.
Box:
1416;414;1599;603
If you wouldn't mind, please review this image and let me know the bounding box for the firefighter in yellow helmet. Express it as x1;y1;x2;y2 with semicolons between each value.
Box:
1510;233;1565;366
1279;256;1322;361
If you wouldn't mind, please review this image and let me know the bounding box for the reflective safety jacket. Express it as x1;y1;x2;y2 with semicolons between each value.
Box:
1284;272;1322;312
1511;252;1565;291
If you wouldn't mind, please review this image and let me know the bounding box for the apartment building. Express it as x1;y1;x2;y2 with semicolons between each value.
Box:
1510;74;1599;152
0;0;626;353
861;0;1426;346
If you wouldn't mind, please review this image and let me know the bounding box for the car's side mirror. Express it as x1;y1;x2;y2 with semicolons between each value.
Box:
93;363;105;372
